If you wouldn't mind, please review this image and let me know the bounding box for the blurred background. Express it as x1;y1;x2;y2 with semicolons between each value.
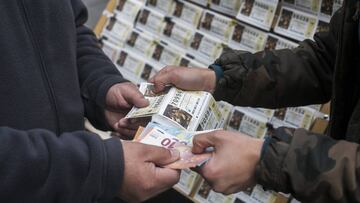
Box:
83;0;108;28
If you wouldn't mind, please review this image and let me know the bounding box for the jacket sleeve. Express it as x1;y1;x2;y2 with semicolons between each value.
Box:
72;0;128;130
256;128;360;202
212;10;341;109
0;127;124;202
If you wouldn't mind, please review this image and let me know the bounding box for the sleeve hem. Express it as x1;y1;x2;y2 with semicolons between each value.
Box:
100;138;124;201
255;137;290;193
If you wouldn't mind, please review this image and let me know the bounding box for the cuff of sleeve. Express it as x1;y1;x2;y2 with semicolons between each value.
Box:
209;64;224;84
96;76;129;108
255;137;291;193
212;78;243;102
100;138;124;201
260;136;272;160
211;49;251;102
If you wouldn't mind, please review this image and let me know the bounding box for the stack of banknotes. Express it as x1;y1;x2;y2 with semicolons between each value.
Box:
133;122;214;169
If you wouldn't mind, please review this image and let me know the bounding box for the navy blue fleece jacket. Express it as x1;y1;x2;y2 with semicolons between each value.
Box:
0;0;126;202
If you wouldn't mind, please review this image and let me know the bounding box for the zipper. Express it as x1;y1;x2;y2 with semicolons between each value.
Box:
329;0;346;138
17;0;61;134
354;1;360;46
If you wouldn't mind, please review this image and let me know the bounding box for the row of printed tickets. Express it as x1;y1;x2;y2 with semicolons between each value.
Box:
174;169;296;203
180;0;341;22
99;0;340;83
100;3;296;83
102;0;340;49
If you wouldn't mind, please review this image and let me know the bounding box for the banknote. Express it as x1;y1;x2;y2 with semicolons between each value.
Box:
164;143;212;169
133;122;214;169
133;126;145;141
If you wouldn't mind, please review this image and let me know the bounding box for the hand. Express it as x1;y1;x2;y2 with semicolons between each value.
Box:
118;141;181;202
105;110;149;140
105;82;149;138
192;130;263;195
149;66;216;93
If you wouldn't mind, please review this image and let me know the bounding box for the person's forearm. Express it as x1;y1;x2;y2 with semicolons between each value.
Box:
0;127;123;202
210;10;341;108
211;39;334;108
256;128;360;202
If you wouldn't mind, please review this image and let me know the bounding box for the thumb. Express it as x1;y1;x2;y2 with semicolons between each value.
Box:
144;146;180;166
122;86;149;108
150;72;174;93
192;131;219;154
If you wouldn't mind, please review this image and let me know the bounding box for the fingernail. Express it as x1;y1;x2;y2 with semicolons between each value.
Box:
170;149;180;158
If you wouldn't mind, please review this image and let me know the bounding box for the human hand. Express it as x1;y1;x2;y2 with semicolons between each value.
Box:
192;130;263;195
118;141;181;202
149;66;216;93
105;82;149;138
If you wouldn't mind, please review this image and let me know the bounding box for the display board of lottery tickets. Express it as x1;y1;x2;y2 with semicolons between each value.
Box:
93;0;339;202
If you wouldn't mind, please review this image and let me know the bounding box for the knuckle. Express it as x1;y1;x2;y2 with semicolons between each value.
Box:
117;99;128;107
193;135;200;143
152;76;159;84
154;77;161;85
213;130;224;140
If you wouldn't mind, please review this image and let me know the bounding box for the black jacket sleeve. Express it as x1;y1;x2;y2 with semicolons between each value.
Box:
71;0;128;130
212;9;341;109
0;127;124;202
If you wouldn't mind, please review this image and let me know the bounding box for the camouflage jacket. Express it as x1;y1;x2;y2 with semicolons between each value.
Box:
212;0;360;202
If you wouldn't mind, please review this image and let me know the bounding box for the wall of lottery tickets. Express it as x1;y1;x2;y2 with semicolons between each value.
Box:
94;0;339;202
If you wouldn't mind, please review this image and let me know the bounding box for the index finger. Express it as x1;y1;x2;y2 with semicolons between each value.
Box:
149;67;175;93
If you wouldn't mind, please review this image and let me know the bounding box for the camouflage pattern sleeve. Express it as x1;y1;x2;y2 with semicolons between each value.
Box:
255;127;360;202
212;9;342;109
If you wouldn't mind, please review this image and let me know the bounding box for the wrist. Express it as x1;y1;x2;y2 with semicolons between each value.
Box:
202;69;217;93
248;138;264;187
251;138;264;164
